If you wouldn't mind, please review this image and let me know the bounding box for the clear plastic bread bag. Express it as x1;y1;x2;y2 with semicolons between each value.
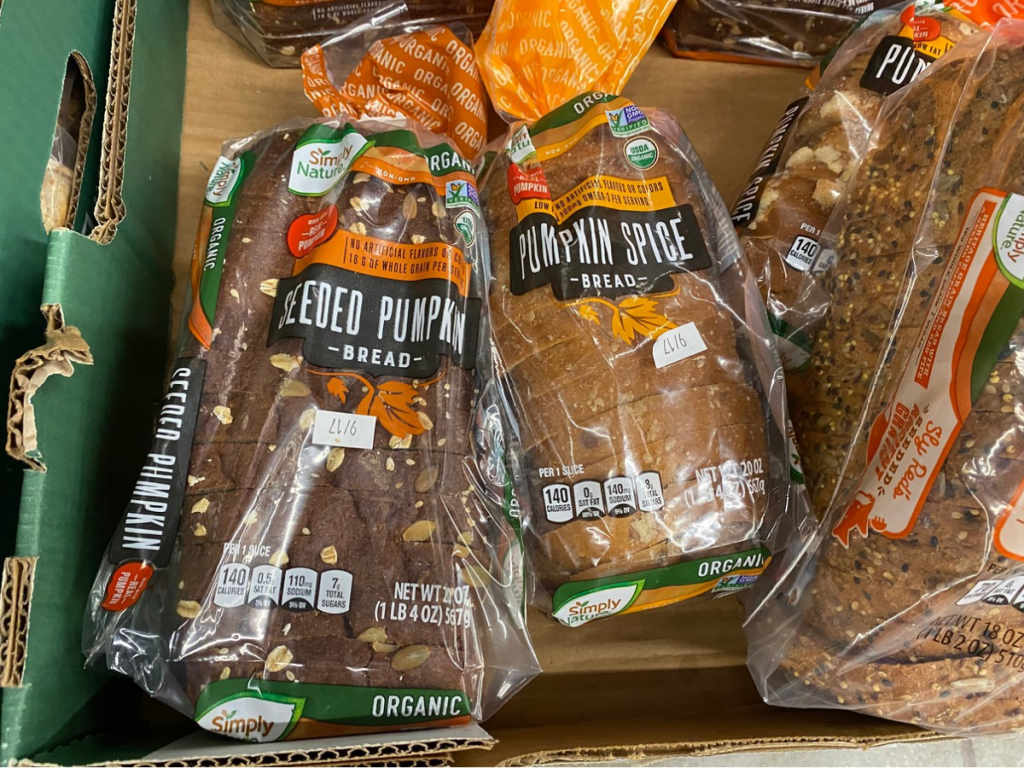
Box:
472;0;813;627
82;110;539;741
210;0;495;68
746;18;1024;734
663;0;904;67
733;0;980;376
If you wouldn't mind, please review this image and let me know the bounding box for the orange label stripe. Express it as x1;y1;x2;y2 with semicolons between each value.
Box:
297;229;472;297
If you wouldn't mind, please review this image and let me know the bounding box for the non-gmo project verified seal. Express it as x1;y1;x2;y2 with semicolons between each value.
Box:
445;180;480;214
712;574;760;594
606;104;651;138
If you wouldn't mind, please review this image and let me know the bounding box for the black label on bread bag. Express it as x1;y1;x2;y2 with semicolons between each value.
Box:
509;204;711;300
268;262;481;379
731;97;808;229
106;358;206;575
860;36;934;96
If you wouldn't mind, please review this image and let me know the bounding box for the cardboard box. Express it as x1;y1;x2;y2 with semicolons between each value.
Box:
2;0;945;764
0;0;114;571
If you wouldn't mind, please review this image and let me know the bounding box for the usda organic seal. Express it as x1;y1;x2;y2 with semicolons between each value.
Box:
455;210;477;249
624;137;659;170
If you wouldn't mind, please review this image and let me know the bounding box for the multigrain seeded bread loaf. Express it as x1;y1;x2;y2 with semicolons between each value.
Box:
477;92;796;623
733;3;978;371
86;117;537;740
789;30;1024;512
746;25;1024;733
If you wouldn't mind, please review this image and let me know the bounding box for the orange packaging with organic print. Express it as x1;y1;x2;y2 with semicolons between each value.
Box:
473;0;812;626
302;20;489;159
746;20;1024;735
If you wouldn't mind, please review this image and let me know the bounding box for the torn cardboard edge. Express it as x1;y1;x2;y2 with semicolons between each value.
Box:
491;730;944;766
127;724;492;767
0;556;37;689
64;50;99;232
91;0;133;245
5;304;94;471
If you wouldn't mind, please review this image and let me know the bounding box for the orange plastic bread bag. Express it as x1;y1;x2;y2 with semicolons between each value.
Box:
476;0;675;122
302;9;489;158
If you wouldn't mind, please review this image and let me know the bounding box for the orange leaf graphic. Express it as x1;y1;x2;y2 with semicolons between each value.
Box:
610;297;676;344
362;380;426;439
576;303;600;324
327;377;349;404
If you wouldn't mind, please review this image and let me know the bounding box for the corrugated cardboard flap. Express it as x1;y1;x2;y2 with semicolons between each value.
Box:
0;556;36;688
132;724;492;767
1;0;186;762
6;304;93;471
91;0;134;244
478;715;941;766
455;617;938;766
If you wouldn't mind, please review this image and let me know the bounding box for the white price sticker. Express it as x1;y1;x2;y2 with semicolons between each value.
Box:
653;322;707;370
312;409;377;450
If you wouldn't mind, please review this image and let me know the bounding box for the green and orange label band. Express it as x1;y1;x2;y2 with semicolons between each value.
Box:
195;680;471;742
832;189;1024;559
189;153;253;349
551;546;771;626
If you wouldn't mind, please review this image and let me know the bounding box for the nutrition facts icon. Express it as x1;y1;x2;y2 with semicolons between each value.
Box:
281;566;317;611
214;563;249;608
573;480;605;519
247;564;283;608
785;236;819;272
317;569;354;614
604;477;637;517
636;472;665;512
984;575;1024;606
543;483;574;523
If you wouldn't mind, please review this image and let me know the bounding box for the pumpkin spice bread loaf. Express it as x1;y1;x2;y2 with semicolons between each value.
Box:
478;93;798;624
473;0;805;626
733;1;978;372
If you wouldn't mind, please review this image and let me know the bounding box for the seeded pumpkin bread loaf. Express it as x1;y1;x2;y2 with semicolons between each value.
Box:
85;116;541;739
749;29;1024;733
480;96;781;613
173;122;499;707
